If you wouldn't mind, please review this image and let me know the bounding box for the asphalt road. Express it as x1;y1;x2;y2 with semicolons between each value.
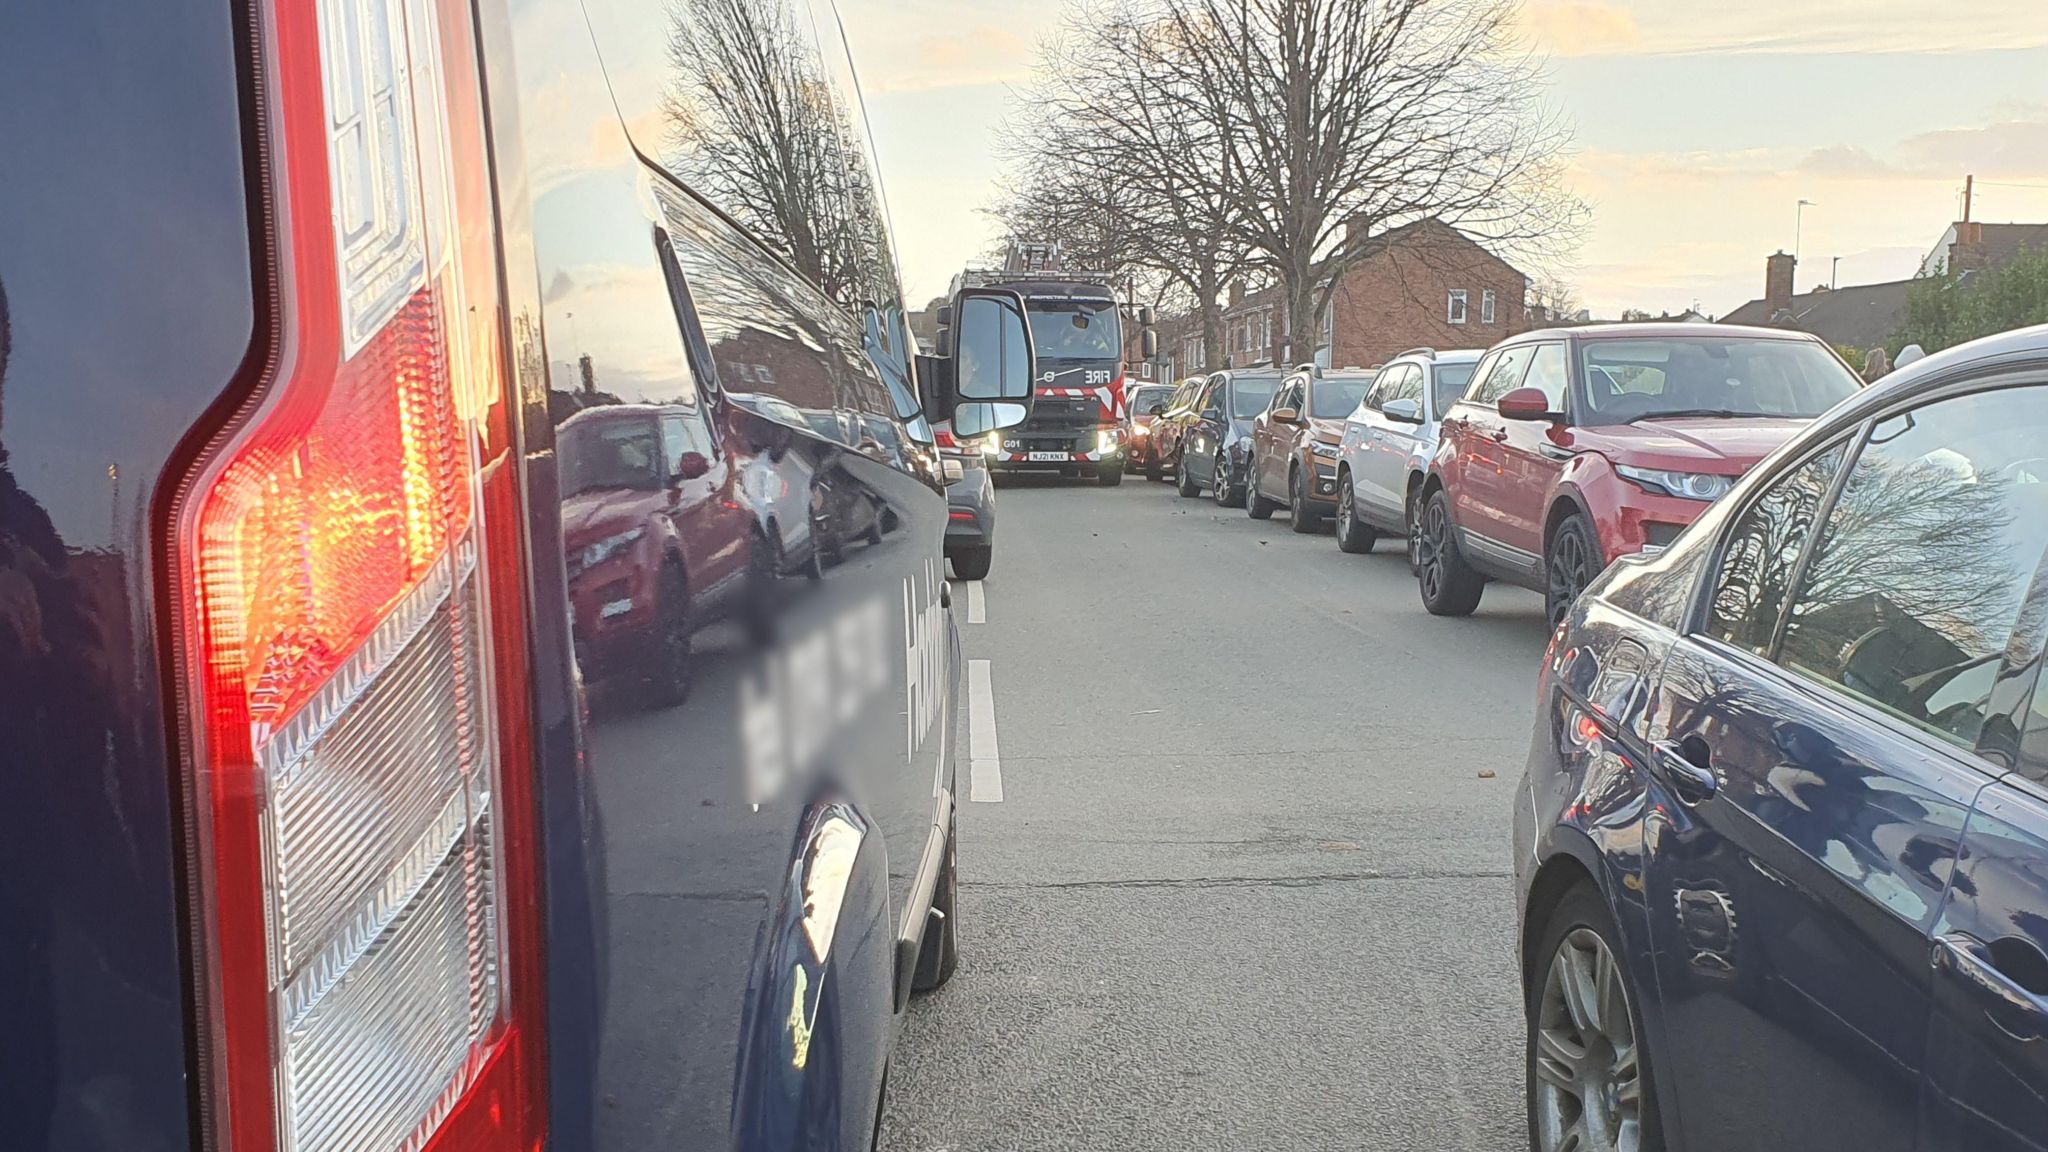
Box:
880;472;1556;1151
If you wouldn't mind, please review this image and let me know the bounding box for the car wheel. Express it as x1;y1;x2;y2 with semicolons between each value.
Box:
1547;513;1601;627
1417;488;1484;616
1287;466;1319;534
1097;464;1123;487
948;544;992;581
1176;457;1200;498
1403;484;1422;574
1527;883;1663;1152
912;806;960;991
1214;459;1246;509
1335;477;1376;554
1244;457;1278;518
644;564;694;706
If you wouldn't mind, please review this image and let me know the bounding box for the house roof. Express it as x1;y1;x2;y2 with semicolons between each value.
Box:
1971;223;2048;270
1718;278;1916;350
1219;218;1525;318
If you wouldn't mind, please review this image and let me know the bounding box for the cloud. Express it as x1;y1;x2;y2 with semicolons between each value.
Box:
1797;145;1901;180
1521;2;1640;58
1794;120;2048;182
859;25;1034;94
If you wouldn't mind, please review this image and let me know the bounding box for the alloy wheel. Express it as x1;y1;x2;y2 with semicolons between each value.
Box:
1337;484;1355;545
1419;498;1448;601
1549;528;1594;625
1405;491;1421;571
1532;927;1645;1152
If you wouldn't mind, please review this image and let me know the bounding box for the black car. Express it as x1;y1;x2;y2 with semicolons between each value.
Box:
1515;324;2048;1152
0;2;1036;1150
1172;369;1284;507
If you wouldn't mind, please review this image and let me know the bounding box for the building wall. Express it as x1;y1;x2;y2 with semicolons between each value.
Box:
1326;225;1529;367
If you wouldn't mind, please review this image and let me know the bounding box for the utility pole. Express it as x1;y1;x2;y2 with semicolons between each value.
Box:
1963;174;1974;223
1831;256;1840;289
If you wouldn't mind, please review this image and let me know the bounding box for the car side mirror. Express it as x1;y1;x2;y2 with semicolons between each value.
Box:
673;451;711;481
1146;402;1167;416
921;288;1036;438
1270;406;1300;425
1497;387;1560;422
1382;397;1423;425
1201;406;1223;423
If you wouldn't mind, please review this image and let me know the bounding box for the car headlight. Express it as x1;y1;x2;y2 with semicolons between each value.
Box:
1615;464;1734;501
1096;429;1121;454
580;526;645;568
1310;440;1340;458
1131;422;1150;437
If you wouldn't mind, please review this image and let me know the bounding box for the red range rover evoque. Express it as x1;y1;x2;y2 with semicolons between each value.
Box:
1418;323;1864;623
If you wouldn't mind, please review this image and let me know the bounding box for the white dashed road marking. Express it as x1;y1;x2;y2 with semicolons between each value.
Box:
966;579;986;624
968;659;1003;802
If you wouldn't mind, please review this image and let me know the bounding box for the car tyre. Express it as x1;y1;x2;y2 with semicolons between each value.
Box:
1417;488;1484;616
1287;466;1320;534
1214;459;1246;508
643;563;694;706
1244;457;1278;518
913;807;959;991
1335;476;1376;554
1526;883;1664;1152
1546;513;1601;627
1176;457;1201;498
1403;484;1423;574
1097;464;1123;487
948;544;992;581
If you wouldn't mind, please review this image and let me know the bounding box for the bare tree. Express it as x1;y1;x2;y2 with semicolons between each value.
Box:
1528;274;1581;323
1003;0;1585;363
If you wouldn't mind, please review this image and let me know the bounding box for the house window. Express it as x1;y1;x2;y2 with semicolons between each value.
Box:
1481;290;1496;325
1448;290;1469;325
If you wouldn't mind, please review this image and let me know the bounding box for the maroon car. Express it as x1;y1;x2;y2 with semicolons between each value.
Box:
1418;323;1863;623
558;403;757;700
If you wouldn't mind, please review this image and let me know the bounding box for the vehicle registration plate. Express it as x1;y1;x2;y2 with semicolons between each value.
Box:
1027;451;1069;462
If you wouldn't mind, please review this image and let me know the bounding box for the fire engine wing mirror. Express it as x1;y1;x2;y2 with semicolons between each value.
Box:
1137;304;1155;326
934;289;1035;438
1141;329;1158;359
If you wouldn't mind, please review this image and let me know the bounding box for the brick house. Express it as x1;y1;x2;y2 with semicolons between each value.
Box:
1161;218;1530;377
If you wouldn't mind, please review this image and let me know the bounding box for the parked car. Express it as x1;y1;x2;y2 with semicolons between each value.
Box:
1122;380;1179;475
1333;347;1484;564
1246;368;1376;532
1515;323;2048;1152
0;2;1039;1149
1146;375;1207;481
936;425;998;579
1419;324;1863;623
1172;369;1283;506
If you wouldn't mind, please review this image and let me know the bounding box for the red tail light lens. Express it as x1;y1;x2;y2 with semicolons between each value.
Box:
172;1;542;1150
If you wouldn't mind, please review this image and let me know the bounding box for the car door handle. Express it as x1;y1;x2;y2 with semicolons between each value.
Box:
1935;933;2048;1042
1649;739;1718;803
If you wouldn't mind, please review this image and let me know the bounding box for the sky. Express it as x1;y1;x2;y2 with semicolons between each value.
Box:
836;0;2048;319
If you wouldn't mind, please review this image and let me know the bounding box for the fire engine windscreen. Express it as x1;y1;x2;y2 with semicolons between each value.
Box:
1026;302;1121;361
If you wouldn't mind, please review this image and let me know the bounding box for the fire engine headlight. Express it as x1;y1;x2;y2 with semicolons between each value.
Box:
982;433;1001;456
581;526;645;568
1096;429;1121;454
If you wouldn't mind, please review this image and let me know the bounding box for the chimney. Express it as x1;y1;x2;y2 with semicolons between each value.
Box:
1764;251;1796;319
1948;220;1986;275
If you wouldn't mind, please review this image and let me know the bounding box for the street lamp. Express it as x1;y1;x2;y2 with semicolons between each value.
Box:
1794;199;1816;271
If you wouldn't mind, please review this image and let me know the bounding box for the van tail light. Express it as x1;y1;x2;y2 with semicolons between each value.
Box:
169;1;544;1150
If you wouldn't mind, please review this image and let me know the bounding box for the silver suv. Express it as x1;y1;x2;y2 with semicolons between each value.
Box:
1331;347;1485;567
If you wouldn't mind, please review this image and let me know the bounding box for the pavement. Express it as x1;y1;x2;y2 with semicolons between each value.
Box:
880;473;1556;1151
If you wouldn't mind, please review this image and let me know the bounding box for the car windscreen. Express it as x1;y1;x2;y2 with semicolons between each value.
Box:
1577;337;1860;424
559;417;664;494
1231;375;1280;418
1129;385;1175;415
1310;376;1376;419
1027;301;1122;361
1431;362;1479;413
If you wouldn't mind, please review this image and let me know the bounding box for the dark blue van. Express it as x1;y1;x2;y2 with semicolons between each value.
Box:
1515;325;2048;1152
0;2;1031;1149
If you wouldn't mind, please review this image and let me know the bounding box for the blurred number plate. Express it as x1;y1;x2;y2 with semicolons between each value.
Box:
1027;451;1068;461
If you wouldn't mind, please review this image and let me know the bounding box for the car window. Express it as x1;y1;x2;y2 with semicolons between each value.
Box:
1778;385;2048;749
1310;376;1374;419
1704;443;1848;656
1430;360;1479;414
1472;346;1536;406
1364;365;1406;411
1230;375;1280;418
1577;336;1860;424
1522;344;1569;410
1397;366;1426;405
